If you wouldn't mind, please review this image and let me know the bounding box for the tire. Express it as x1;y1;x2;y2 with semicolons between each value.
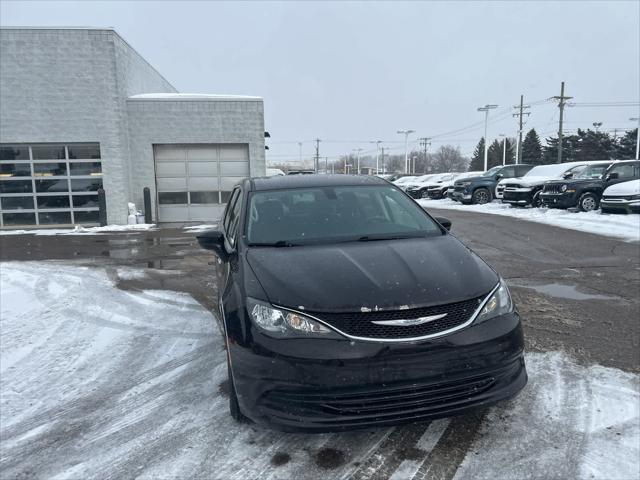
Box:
472;188;491;205
532;190;543;208
420;190;429;199
578;192;599;212
228;361;247;422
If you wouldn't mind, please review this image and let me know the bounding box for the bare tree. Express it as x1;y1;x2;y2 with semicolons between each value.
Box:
431;145;469;173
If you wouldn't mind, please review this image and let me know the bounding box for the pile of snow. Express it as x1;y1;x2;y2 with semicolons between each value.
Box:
1;262;638;479
419;199;640;242
0;224;157;236
183;224;218;233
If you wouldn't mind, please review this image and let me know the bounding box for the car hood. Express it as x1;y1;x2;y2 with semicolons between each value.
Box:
246;236;498;313
604;179;640;195
544;178;602;187
455;175;485;184
505;175;560;187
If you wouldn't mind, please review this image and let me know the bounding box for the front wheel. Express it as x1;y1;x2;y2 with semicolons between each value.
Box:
532;190;543;208
578;192;599;212
420;190;429;199
472;188;491;205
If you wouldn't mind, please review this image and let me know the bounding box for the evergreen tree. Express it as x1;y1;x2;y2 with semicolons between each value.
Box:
487;139;503;168
573;129;615;162
469;137;485;171
522;129;543;165
615;129;638;160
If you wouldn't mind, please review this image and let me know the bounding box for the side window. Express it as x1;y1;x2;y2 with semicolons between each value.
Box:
609;164;636;179
223;189;240;232
501;166;515;178
517;165;532;176
226;189;242;247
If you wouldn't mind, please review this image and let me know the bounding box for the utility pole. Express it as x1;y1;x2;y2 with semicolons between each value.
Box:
314;139;321;172
397;129;415;173
325;156;328;173
419;137;431;173
380;146;386;174
552;82;572;164
298;142;302;163
631;117;640;160
477;104;499;170
512;95;530;164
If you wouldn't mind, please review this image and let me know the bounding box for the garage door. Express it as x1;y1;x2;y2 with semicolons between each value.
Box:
154;144;249;222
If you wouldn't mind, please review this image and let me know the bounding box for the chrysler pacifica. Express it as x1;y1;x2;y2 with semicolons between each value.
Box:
197;174;527;432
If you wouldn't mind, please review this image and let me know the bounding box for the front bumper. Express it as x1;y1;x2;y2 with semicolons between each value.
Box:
540;192;577;209
229;312;527;432
426;189;446;199
502;191;532;206
451;190;472;202
601;198;640;214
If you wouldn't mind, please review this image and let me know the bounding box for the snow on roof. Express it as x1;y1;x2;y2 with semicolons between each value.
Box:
128;93;262;101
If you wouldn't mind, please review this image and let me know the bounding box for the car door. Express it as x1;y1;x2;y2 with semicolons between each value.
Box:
604;162;639;188
218;187;242;294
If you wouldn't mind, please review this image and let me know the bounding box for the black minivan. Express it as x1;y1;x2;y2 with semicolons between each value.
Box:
198;175;527;432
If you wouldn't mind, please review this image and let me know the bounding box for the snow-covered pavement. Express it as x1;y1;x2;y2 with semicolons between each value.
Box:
418;199;640;242
1;262;638;479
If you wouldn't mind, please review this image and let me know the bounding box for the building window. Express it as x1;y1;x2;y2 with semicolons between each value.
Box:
0;143;102;228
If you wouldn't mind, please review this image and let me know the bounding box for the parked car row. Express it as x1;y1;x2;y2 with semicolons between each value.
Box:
390;160;640;214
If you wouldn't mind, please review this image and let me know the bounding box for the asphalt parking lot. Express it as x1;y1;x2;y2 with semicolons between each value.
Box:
1;211;638;479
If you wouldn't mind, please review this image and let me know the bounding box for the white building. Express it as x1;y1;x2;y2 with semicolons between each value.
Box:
0;27;266;228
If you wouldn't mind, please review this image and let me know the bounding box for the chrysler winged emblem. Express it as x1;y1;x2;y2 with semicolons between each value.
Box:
371;313;448;326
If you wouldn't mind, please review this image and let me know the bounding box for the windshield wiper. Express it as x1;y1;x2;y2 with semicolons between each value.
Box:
356;234;419;242
250;240;301;247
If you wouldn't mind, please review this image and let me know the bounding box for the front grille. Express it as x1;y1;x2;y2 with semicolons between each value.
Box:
503;183;521;190
543;183;563;193
260;371;499;426
308;295;485;340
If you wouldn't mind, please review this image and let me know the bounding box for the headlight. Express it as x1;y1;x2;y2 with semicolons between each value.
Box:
475;280;513;323
560;184;567;192
247;298;339;338
630;194;640;200
460;181;472;187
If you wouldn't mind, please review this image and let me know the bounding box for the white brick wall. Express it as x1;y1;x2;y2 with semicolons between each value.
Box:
126;98;266;218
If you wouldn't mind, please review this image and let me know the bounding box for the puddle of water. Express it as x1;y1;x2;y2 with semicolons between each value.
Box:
515;282;617;301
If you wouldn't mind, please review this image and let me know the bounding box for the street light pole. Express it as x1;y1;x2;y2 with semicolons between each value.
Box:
477;104;499;171
397;129;415;173
352;148;363;175
630;118;640;160
370;141;382;174
499;134;506;165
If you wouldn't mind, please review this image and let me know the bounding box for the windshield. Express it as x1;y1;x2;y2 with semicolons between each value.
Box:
525;164;581;177
246;185;442;245
482;166;502;177
394;176;416;184
568;164;610;179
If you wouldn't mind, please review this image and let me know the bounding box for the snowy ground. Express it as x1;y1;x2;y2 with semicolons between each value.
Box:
418;199;640;242
0;224;157;236
1;262;638;479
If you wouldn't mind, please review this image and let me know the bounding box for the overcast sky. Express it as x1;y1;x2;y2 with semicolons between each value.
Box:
2;1;639;164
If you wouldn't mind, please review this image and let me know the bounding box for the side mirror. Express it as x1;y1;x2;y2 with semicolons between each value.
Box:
196;230;228;261
607;172;619;180
434;216;452;231
495;173;503;180
562;172;573;179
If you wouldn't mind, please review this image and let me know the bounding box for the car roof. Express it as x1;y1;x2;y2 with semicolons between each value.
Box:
249;174;388;191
